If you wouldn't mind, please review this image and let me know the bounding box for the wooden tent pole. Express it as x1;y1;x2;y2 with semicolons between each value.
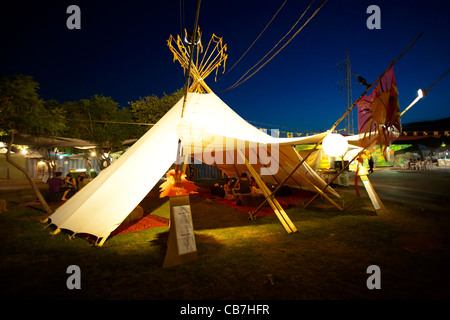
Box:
304;135;378;208
180;0;202;119
311;185;344;211
274;146;343;212
305;41;438;210
249;139;327;216
176;0;201;172
359;174;387;214
304;152;360;209
279;150;345;211
237;149;297;233
329;32;422;134
98;237;108;247
249;33;422;216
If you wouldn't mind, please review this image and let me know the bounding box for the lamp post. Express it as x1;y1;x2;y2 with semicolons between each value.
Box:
401;69;449;116
417;88;427;98
400;88;425;116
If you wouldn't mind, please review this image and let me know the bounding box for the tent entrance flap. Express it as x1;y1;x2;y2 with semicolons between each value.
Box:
277;147;343;211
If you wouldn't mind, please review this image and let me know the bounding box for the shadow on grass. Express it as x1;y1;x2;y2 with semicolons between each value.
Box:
149;230;226;252
284;185;379;223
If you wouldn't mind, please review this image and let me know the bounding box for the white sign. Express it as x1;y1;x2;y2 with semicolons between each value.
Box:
173;204;196;255
362;179;381;210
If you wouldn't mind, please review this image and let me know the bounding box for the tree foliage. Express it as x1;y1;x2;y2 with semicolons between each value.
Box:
1;75;184;171
0;75;65;137
0;74;66;215
129;89;184;125
61;95;141;169
62;95;136;152
0;74;184;212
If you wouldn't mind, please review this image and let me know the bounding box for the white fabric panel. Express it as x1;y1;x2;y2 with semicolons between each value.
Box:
48;94;189;240
181;92;338;197
177;92;327;150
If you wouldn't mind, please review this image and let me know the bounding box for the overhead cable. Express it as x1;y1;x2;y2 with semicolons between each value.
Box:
218;0;327;93
221;0;288;78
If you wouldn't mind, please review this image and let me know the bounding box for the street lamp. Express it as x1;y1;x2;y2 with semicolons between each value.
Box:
401;69;449;116
417;88;427;98
400;89;425;116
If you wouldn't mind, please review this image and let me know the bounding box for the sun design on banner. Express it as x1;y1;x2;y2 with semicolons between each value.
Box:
357;66;401;159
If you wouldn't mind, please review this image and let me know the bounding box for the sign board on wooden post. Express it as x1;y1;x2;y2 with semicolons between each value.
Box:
163;195;197;268
160;169;199;268
359;174;387;214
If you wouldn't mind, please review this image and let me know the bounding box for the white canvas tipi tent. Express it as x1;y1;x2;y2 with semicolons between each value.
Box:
45;91;340;244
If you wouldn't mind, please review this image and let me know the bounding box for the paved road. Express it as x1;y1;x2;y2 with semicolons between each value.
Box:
350;167;450;214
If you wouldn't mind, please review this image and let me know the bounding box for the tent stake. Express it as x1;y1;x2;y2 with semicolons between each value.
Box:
97;237;108;247
50;228;60;236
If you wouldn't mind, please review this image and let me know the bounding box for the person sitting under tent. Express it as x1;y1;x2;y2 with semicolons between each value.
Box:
250;177;263;195
250;176;257;188
76;172;87;189
47;172;70;202
232;172;251;199
60;173;78;201
223;178;235;200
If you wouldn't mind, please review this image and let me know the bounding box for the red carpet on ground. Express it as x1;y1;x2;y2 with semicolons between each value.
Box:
111;186;312;236
111;214;169;236
197;186;314;217
18;186;313;237
18;200;64;206
17;199;169;236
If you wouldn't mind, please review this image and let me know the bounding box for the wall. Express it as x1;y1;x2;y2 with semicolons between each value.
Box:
0;155;101;180
0;154;27;179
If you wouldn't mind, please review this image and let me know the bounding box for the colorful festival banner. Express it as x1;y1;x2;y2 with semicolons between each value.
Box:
357;66;401;159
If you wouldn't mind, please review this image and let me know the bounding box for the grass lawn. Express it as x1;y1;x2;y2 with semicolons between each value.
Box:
0;177;449;300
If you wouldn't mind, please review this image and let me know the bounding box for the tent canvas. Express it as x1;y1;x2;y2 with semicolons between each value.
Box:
47;92;338;243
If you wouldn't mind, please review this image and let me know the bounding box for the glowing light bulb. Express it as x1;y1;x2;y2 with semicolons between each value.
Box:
322;133;348;157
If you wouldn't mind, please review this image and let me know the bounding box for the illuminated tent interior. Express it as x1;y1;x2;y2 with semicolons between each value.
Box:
45;91;340;244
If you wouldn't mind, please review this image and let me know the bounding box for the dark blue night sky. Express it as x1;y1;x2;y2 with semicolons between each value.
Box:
1;0;449;133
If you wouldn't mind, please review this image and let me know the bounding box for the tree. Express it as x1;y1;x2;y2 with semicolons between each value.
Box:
0;75;66;214
41;99;64;176
62;95;137;170
129;89;184;128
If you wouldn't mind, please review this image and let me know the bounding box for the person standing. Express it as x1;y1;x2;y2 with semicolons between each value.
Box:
368;156;374;173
